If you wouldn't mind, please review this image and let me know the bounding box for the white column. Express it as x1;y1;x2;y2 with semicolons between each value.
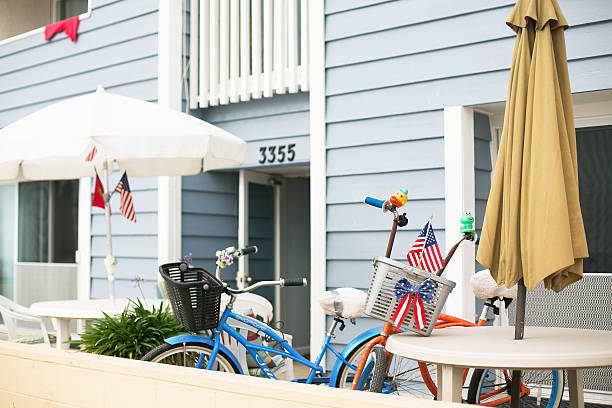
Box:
158;0;183;268
237;170;248;289
77;177;91;300
189;0;199;109
443;106;475;321
309;0;326;365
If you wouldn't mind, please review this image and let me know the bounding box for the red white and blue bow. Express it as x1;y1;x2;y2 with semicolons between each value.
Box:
391;278;435;330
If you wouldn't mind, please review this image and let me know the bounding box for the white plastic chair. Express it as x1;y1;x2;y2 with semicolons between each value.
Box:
221;315;294;379
0;295;53;346
218;293;294;379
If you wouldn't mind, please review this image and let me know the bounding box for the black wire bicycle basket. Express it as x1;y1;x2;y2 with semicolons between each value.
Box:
159;262;225;332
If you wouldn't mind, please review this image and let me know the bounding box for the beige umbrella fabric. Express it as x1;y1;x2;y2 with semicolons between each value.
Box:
476;0;588;292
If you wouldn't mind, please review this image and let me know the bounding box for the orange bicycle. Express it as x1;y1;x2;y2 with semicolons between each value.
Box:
350;201;478;395
354;201;565;407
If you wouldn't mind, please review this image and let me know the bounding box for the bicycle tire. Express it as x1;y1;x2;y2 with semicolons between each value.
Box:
142;342;240;374
333;337;379;390
467;368;564;407
367;346;388;393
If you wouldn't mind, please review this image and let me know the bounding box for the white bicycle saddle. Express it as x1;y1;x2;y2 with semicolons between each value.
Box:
471;269;517;300
318;287;367;319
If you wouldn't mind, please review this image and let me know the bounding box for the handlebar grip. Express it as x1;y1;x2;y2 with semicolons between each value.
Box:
364;196;384;208
238;246;258;256
282;278;308;287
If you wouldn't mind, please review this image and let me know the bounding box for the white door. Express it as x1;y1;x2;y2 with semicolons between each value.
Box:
238;169;311;350
238;170;281;318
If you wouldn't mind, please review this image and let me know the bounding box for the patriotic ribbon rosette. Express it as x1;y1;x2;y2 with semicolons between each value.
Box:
391;278;435;330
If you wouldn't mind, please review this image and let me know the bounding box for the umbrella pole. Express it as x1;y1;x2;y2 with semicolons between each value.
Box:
511;278;527;408
102;162;117;302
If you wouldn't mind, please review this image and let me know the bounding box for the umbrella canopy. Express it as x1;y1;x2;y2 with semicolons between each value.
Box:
0;86;246;300
476;0;588;292
0;85;246;181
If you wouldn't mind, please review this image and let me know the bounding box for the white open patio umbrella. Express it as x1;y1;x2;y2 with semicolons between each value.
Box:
0;85;246;300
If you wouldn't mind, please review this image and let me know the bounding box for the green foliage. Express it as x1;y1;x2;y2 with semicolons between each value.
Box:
78;299;186;360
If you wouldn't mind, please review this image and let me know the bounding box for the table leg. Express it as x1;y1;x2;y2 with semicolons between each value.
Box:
52;318;71;350
436;364;463;403
568;369;584;408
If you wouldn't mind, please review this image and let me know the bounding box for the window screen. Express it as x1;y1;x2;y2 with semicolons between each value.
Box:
55;0;89;21
576;126;612;273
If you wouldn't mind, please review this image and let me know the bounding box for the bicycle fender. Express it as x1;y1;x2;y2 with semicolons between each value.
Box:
163;334;244;374
328;326;382;386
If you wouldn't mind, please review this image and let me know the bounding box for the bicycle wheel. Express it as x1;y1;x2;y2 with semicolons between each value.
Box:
367;346;388;393
142;342;240;374
333;338;379;390
369;354;438;398
467;368;564;407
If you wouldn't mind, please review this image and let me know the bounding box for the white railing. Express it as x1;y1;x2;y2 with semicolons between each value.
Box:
190;0;309;108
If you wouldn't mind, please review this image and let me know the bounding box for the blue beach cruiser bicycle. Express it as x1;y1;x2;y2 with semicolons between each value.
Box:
142;247;383;389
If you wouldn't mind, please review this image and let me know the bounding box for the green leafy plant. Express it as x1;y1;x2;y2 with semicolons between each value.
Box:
77;299;186;359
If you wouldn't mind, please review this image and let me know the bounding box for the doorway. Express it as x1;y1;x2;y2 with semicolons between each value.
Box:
238;169;311;353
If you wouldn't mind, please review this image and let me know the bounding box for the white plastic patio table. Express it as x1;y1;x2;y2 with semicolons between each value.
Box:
30;299;164;350
385;326;612;408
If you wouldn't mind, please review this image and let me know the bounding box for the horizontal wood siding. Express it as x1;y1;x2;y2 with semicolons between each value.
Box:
202;92;310;169
0;0;160;298
324;0;612;360
181;172;239;282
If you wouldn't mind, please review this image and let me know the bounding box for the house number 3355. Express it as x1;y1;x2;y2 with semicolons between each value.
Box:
258;144;296;164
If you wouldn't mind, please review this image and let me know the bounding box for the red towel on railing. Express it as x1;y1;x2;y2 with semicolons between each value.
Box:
44;15;80;42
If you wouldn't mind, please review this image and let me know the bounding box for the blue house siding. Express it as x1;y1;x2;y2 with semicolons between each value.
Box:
0;0;160;299
181;172;239;281
0;0;159;126
203;92;310;169
323;0;612;361
90;175;159;298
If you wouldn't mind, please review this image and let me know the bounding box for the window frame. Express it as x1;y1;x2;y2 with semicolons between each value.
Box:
0;0;92;46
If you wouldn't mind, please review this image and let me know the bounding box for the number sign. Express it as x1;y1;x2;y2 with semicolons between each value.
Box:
258;144;296;164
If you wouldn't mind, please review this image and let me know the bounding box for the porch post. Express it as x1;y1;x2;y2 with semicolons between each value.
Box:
157;0;183;268
443;106;475;321
309;0;326;363
77;177;91;300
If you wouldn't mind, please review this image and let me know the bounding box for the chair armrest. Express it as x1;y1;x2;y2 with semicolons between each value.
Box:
0;305;44;323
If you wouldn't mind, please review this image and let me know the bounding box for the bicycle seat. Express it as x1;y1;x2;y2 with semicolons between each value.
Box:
471;269;517;300
318;288;367;319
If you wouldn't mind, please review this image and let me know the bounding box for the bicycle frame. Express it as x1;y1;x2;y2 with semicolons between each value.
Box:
193;303;374;386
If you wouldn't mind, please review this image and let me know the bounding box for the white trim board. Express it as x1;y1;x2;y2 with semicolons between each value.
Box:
157;0;183;268
443;106;476;321
308;0;326;363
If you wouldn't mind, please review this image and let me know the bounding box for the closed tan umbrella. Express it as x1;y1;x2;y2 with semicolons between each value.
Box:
477;0;588;293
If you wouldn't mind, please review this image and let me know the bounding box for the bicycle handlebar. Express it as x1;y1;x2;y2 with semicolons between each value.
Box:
234;246;258;256
435;231;478;276
225;277;308;294
282;278;308;287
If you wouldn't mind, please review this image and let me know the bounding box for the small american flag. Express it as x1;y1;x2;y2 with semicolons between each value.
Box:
85;146;97;162
406;221;444;273
115;171;136;223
